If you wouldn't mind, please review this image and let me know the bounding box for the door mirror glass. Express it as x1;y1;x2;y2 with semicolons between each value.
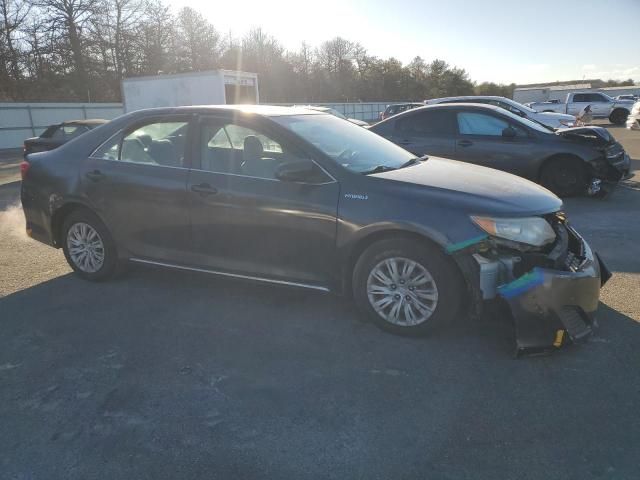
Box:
275;159;318;182
502;126;517;138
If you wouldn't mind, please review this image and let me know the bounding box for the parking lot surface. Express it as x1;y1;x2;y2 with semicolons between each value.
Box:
1;126;639;479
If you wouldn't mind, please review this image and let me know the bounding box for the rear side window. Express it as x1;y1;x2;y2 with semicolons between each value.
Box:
92;120;189;167
457;112;509;136
396;110;455;135
63;125;88;139
573;94;588;102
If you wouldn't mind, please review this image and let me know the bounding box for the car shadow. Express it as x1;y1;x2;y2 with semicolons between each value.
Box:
1;265;639;478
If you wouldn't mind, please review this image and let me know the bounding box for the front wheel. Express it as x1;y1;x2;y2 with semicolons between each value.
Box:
540;157;587;197
352;238;464;336
609;109;629;125
62;208;122;281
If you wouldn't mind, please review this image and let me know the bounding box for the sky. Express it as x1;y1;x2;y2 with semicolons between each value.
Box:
170;0;640;85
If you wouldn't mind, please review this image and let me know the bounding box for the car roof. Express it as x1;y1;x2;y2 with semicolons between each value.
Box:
61;119;109;126
430;95;510;102
130;105;324;117
408;103;506;113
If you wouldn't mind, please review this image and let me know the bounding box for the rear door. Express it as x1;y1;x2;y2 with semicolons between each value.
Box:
390;109;457;158
80;115;194;262
187;115;340;286
452;109;536;178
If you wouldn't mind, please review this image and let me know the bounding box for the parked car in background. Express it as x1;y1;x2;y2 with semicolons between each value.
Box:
20;105;610;354
626;101;640;130
295;105;369;126
425;95;575;129
23;119;108;157
615;94;638;101
369;103;629;197
527;92;635;125
379;103;423;121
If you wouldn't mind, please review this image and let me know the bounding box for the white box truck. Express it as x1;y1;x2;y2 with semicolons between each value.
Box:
122;69;259;113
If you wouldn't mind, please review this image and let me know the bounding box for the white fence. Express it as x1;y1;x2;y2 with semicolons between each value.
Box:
0;101;401;149
0;103;124;149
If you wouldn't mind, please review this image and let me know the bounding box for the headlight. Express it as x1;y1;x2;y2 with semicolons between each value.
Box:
560;120;575;127
471;216;556;247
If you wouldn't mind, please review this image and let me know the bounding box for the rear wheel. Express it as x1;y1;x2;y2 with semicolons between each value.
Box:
540;157;587;197
609;109;629;125
352;238;463;336
62;209;121;281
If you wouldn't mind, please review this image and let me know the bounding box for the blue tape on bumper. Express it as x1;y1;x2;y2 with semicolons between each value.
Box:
498;268;545;299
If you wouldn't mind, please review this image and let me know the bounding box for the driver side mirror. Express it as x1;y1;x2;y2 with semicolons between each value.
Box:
275;159;319;183
502;127;517;139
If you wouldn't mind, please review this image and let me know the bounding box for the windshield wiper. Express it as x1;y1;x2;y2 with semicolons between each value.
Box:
361;165;398;175
399;155;428;168
362;155;428;175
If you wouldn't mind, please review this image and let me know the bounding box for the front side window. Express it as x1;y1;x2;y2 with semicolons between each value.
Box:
588;94;607;103
92;120;188;167
397;110;455;136
457;112;510;136
199;121;325;181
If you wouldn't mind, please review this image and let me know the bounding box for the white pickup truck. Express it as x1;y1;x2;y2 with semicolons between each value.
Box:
527;92;635;125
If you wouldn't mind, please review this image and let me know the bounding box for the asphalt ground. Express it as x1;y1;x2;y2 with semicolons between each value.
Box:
0;125;639;479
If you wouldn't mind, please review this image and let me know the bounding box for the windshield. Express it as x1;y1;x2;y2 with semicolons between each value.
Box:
506;99;537;114
497;108;553;134
274;114;415;173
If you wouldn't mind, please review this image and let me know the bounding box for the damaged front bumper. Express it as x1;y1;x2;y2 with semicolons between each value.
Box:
458;217;611;356
588;148;631;195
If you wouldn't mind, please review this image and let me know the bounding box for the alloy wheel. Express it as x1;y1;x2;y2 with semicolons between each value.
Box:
66;222;105;273
366;257;439;326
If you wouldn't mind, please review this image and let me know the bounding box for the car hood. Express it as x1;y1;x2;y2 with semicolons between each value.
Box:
537;111;574;121
372;157;562;216
556;126;614;145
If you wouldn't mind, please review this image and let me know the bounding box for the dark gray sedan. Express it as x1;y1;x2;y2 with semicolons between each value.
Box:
21;105;609;355
369;104;630;196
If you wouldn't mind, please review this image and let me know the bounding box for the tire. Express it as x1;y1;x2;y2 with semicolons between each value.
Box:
539;157;587;197
609;109;629;125
352;238;464;336
61;208;122;281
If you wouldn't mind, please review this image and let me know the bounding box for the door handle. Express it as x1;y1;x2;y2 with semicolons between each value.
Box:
85;169;104;181
398;139;412;145
457;140;473;147
190;183;218;195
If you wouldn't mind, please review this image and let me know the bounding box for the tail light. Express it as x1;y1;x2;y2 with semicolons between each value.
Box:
20;161;30;180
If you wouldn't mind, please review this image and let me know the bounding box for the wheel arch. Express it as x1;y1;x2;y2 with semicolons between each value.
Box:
341;227;462;298
537;152;587;182
51;201;106;248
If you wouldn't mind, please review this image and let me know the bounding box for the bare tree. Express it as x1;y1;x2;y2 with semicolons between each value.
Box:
0;0;30;97
34;0;99;98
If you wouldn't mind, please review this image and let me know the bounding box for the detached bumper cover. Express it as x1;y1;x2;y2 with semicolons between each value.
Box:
497;237;609;356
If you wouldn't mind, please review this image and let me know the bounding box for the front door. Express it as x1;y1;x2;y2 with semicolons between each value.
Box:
452;109;535;178
187;116;340;286
80;116;193;261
